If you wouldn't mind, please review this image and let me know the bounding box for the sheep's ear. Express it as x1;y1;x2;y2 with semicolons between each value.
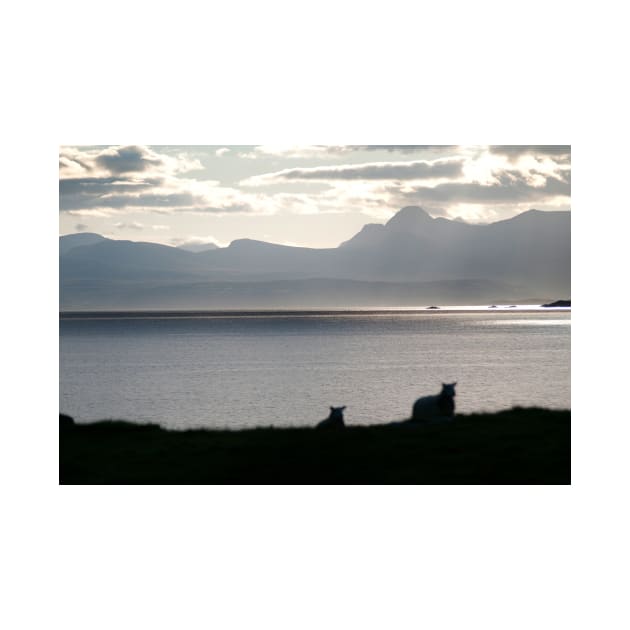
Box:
330;406;334;411
453;382;457;386
341;406;346;410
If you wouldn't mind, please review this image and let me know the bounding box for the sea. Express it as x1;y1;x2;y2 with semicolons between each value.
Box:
59;307;570;429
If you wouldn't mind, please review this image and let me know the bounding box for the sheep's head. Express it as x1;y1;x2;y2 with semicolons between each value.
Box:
441;382;457;397
329;406;346;421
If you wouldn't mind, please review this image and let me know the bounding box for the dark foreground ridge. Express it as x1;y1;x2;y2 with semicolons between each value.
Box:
60;408;570;484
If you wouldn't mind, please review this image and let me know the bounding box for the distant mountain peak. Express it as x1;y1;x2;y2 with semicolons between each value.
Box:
229;238;271;248
510;208;543;219
385;206;433;230
495;208;570;226
60;231;105;239
59;232;108;256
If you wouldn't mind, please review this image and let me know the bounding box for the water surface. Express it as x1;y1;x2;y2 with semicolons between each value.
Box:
59;309;570;429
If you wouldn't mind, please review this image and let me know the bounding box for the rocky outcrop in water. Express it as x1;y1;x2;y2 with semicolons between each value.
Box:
542;300;571;307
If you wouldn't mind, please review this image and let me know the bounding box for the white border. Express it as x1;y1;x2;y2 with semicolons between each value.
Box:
6;1;629;629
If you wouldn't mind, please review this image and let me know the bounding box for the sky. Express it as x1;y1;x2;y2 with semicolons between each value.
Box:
59;144;571;249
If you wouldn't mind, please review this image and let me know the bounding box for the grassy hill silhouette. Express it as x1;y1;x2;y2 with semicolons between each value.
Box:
60;407;570;484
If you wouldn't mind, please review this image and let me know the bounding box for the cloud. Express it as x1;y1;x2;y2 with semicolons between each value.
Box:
239;145;457;159
95;146;165;174
241;159;464;185
74;223;89;232
351;145;458;153
59;145;203;178
60;146;240;214
114;221;144;230
187;202;256;214
66;209;117;218
59;176;160;197
63;189;255;214
239;145;339;159
60;146;571;227
215;147;230;157
390;169;570;205
489;145;571;162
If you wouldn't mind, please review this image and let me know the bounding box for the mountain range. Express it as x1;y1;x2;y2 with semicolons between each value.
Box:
59;206;570;310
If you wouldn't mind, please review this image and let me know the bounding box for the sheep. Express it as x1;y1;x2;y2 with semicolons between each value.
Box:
316;406;346;430
411;383;457;423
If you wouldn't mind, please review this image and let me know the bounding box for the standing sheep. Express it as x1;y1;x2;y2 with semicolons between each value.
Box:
412;383;457;423
316;406;346;430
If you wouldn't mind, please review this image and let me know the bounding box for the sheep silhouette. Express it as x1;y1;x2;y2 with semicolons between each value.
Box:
411;383;457;423
316;406;346;430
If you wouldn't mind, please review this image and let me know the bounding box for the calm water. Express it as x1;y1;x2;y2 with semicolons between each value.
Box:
59;309;570;429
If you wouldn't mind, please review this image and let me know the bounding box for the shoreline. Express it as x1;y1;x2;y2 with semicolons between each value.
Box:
59;306;571;319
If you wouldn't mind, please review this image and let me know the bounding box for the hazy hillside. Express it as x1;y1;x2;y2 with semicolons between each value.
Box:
337;207;569;288
59;207;570;309
59;232;107;256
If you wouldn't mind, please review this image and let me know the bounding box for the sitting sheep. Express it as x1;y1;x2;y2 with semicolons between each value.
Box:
411;383;457;423
316;406;346;430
